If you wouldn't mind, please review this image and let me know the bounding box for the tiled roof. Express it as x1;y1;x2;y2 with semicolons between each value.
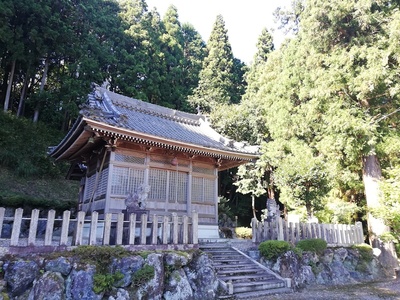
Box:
80;85;258;155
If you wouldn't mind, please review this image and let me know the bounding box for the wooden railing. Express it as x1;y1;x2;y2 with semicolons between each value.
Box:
251;218;364;246
0;208;198;248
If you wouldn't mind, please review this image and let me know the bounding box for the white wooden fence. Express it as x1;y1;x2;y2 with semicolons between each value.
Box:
251;218;364;246
0;208;198;248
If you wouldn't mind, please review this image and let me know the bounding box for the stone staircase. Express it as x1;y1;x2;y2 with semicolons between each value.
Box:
200;242;292;299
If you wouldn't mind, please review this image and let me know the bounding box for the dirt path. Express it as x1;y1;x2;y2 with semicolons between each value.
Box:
264;279;400;300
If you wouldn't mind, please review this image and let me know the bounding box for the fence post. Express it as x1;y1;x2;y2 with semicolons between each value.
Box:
183;215;189;244
10;208;23;246
152;215;158;245
355;221;363;244
28;209;40;245
172;213;179;245
60;210;71;246
251;218;258;243
163;215;169;244
0;207;4;238
277;218;284;241
74;211;86;246
44;210;56;246
116;213;124;245
89;211;98;245
284;220;289;242
140;214;148;245
103;213;112;245
128;213;137;245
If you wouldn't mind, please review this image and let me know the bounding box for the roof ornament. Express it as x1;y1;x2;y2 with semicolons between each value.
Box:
101;79;111;90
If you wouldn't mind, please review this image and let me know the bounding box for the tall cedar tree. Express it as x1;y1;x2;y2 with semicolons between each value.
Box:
239;0;400;269
189;15;243;113
159;5;186;109
0;0;123;128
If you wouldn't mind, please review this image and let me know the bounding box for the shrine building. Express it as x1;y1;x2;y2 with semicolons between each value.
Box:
49;84;259;238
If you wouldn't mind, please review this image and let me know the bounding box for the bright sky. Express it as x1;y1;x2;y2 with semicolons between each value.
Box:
146;0;292;65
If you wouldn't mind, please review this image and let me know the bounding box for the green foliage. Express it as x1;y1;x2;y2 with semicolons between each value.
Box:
71;246;130;293
188;14;245;113
93;272;124;294
235;227;252;239
71;246;129;272
0;112;67;178
352;244;373;262
258;240;291;260
132;264;154;287
218;196;234;220
296;239;327;255
0;192;75;212
292;246;303;258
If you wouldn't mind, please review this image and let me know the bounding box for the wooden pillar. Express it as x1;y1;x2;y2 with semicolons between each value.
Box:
152;214;158;245
0;207;5;238
162;215;169;244
28;209;40;246
74;211;86;246
116;212;124;245
140;214;148;245
192;211;199;245
128;213;137;245
60;210;71;246
187;159;193;215
183;215;189;244
89;211;98;245
44;210;56;246
103;213;112;245
10;208;23;246
277;218;284;241
172;213;179;245
251;218;258;243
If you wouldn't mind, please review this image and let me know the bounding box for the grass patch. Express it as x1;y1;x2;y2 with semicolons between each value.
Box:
296;238;327;255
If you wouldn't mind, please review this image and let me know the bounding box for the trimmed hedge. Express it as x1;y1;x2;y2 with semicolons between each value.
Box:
258;240;291;260
296;238;327;254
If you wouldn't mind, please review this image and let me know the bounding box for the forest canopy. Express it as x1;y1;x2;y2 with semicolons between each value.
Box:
1;0;400;262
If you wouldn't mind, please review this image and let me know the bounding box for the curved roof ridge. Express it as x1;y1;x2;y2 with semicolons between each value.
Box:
96;86;205;126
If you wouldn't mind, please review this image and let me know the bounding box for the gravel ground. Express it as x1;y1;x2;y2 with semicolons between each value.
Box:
262;279;400;300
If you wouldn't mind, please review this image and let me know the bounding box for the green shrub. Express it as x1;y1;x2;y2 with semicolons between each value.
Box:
235;227;252;239
352;244;374;262
71;246;129;272
93;272;124;294
132;264;154;287
258;240;291;260
296;238;327;254
292;246;303;257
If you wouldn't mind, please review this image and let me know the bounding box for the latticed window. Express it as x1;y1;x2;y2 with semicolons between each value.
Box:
115;153;145;165
83;169;108;202
148;169;168;202
191;176;216;203
111;166;145;195
148;168;188;203
169;171;188;203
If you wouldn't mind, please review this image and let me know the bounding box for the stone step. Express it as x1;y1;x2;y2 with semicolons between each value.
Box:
219;273;276;282
234;287;293;299
213;262;251;268
233;279;285;293
216;267;266;275
212;257;248;261
201;243;293;299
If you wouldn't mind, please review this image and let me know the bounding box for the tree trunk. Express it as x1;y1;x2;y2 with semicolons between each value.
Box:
33;57;49;123
362;153;398;272
251;194;257;221
3;59;16;112
17;71;30;117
